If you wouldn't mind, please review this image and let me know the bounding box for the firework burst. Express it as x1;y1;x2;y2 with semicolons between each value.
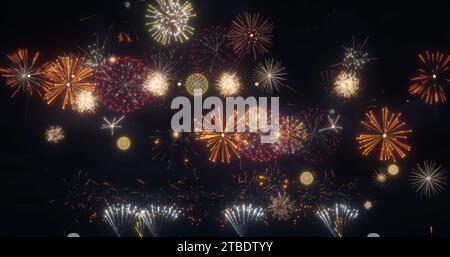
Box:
267;192;296;221
356;107;412;162
189;26;240;74
216;72;241;96
224;204;265;237
277;116;309;155
241;132;284;163
333;71;360;98
145;0;196;45
45;126;65;144
372;169;389;188
44;55;94;110
409;51;450;104
143;71;170;97
79;37;107;73
101;116;125;136
185;73;209;96
410;161;447;198
0;49;48;98
334;37;376;73
96;56;150;113
140;205;182;237
316;203;359;237
298;108;341;162
229;12;274;59
74;90;97;113
104;204;140;237
252;58;288;94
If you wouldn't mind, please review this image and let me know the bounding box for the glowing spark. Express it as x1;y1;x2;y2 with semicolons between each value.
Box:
145;0;196;45
0;49;48;98
363;201;373;210
224;204;264;237
117;136;132;151
316;203;359;237
387;164;400;176
101;116;125;136
45;126;65;144
44;55;94;110
356;107;412;162
410;161;447;198
409;51;450;104
229;12;274;59
216;72;241;96
299;171;315;186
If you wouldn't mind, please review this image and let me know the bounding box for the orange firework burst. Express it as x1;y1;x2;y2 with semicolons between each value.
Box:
409;51;450;104
228;12;274;59
356;107;412;162
0;49;48;98
196;111;242;163
44;55;95;110
197;132;242;163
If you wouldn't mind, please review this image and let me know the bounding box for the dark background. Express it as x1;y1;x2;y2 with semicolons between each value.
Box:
1;0;450;237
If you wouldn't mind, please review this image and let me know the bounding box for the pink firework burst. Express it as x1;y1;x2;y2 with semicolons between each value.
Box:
96;56;150;113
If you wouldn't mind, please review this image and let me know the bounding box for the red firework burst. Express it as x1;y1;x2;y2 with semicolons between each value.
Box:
409;51;450;104
96;56;150;113
228;12;274;59
241;132;284;163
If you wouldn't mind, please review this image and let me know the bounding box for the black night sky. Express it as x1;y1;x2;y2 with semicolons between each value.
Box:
1;0;450;237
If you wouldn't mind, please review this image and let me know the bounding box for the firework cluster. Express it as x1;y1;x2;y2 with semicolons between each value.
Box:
1;1;449;238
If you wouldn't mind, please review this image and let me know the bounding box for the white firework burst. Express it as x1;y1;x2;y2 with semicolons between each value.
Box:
145;0;196;45
410;161;447;198
252;58;287;94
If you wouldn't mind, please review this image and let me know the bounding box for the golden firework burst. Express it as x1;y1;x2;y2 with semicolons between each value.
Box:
185;73;208;96
143;71;169;97
216;72;241;96
277;116;308;155
74;90;97;113
372;169;388;187
333;71;360;98
44;55;94;110
197;132;242;163
356;107;412;162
